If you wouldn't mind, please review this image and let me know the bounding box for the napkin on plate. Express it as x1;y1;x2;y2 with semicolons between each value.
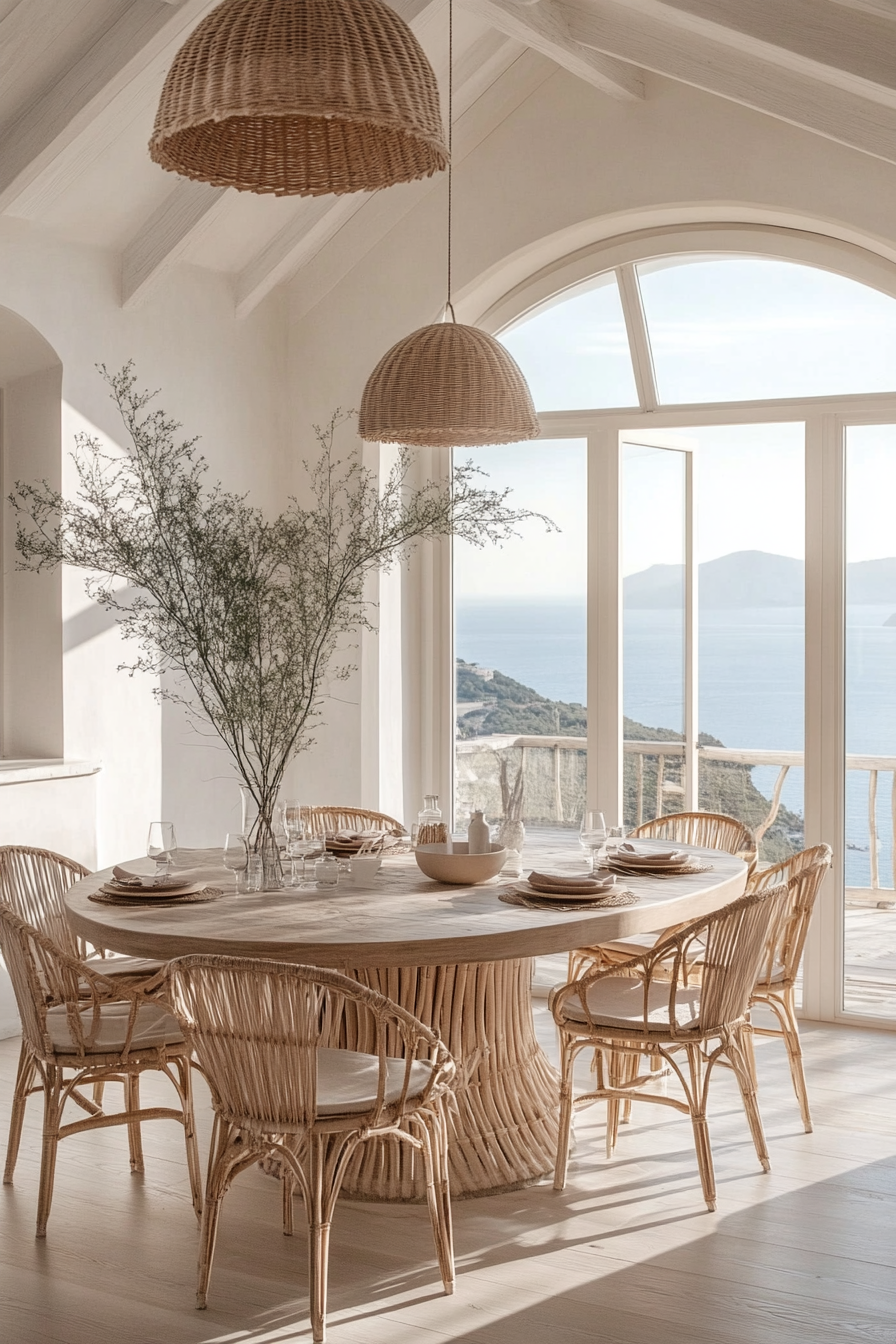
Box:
526;870;616;895
111;865;190;891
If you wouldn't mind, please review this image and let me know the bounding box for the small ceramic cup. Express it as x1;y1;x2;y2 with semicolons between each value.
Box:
348;854;383;884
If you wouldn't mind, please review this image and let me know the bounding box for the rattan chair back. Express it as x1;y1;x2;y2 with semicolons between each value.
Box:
0;901;138;1062
303;806;407;837
0;900;202;1234
0;845;89;960
632;811;758;876
749;844;832;989
166;955;452;1131
555;882;789;1039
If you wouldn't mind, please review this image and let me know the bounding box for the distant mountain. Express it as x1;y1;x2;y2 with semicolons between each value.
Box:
624;550;896;608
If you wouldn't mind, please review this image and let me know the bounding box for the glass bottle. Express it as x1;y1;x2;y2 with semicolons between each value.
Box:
417;794;448;846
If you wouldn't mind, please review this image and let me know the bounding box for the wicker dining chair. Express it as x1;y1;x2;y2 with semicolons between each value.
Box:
550;881;789;1211
0;844;165;1175
164;955;455;1342
569;811;758;981
747;844;832;1132
303;806;407;837
0;901;202;1235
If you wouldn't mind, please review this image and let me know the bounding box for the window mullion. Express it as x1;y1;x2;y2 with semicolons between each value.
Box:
616;265;658;412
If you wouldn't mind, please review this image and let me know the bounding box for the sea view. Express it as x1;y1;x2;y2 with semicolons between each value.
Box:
456;596;896;887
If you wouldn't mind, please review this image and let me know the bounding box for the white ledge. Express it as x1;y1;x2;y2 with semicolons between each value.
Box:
0;760;101;786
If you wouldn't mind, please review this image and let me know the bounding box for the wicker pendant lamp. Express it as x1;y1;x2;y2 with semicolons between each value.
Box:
358;0;537;447
149;0;448;197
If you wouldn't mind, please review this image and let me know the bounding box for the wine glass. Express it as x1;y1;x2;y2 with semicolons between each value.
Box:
223;833;249;893
147;822;177;879
579;810;606;869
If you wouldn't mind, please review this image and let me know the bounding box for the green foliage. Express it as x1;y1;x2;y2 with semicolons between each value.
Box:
457;660;586;737
10;365;552;838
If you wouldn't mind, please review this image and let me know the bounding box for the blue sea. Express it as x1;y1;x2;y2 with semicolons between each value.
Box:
456;598;896;886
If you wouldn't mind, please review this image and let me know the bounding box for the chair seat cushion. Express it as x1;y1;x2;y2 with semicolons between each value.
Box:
84;954;164;979
556;975;702;1032
592;933;661;957
316;1047;434;1116
754;962;787;987
46;1000;184;1055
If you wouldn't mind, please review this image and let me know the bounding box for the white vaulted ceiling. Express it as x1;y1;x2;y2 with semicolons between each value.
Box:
3;0;896;317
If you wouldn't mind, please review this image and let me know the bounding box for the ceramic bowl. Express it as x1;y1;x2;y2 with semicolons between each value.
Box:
414;841;507;885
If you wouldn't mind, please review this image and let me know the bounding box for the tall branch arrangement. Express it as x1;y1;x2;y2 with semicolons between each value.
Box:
9;365;552;851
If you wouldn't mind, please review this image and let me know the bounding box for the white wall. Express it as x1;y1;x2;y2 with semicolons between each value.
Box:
285;68;896;817
0;223;288;862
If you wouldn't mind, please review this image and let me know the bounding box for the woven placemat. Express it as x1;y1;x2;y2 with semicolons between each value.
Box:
604;860;712;878
499;887;639;913
88;887;224;908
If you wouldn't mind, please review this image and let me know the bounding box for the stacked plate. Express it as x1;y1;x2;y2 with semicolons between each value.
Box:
512;870;618;903
324;830;399;857
606;845;691;875
102;869;208;903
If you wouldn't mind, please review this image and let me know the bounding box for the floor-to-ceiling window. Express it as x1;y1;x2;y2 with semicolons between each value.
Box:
448;227;896;1025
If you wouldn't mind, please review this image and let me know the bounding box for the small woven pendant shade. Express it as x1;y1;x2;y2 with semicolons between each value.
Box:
149;0;448;197
359;320;539;447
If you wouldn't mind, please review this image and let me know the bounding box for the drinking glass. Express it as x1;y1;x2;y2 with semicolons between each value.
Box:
223;833;249;893
579;810;606;867
147;822;177;877
291;827;323;888
605;824;628;856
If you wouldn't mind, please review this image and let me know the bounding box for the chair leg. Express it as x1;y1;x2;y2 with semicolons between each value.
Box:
196;1116;235;1310
92;1081;105;1107
684;1043;717;1212
606;1049;626;1157
727;1024;771;1174
554;1034;577;1191
419;1106;455;1295
282;1163;296;1237
172;1055;203;1218
4;1042;36;1184
36;1072;63;1237
307;1134;333;1344
124;1073;144;1174
779;987;813;1133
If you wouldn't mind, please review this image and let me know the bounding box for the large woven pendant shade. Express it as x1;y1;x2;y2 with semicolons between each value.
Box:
149;0;448;197
359;319;539;447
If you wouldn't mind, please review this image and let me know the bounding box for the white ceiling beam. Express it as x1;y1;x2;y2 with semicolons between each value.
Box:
0;0;214;214
122;180;228;307
235;30;532;319
561;0;896;167
463;0;644;99
618;0;896;101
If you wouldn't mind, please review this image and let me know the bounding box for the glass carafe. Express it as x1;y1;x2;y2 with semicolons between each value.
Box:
417;794;448;846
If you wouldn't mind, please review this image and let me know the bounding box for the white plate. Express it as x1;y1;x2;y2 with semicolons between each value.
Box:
513;880;615;902
101;881;205;899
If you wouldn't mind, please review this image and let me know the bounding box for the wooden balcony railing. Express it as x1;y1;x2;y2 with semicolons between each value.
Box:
456;735;896;893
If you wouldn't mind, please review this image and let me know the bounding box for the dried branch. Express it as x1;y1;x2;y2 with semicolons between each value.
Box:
10;364;554;834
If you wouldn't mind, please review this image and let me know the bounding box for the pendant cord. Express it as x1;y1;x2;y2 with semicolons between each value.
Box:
446;0;454;320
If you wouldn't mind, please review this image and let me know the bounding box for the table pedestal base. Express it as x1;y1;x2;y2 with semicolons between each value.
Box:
341;958;559;1201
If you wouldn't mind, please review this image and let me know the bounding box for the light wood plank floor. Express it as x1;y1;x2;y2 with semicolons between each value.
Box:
2;1006;895;1344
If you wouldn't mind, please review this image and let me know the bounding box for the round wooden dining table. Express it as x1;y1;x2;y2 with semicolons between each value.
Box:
65;841;747;1202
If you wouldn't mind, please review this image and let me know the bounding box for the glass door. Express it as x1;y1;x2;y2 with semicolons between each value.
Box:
620;433;696;829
